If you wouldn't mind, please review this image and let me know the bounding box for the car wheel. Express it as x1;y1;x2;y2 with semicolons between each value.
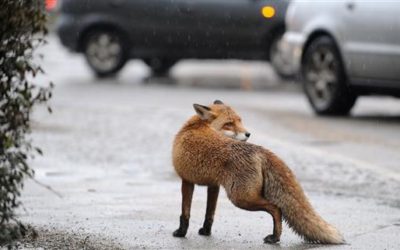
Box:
83;29;128;78
144;58;176;77
269;33;295;79
302;36;357;115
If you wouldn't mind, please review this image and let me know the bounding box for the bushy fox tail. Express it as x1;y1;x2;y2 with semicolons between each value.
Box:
263;151;344;244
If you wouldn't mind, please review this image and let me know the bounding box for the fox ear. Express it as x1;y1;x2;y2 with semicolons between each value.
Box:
193;104;214;120
213;100;224;105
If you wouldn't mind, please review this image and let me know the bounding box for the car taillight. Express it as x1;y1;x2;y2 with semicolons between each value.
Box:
45;0;57;11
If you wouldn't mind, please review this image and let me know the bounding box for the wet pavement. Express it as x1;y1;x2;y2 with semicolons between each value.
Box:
18;36;400;249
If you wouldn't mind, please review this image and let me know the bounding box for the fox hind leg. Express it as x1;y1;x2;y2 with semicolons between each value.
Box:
173;180;194;237
261;200;282;244
199;186;220;236
229;195;282;244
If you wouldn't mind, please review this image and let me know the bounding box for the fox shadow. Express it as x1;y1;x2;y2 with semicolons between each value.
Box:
269;242;346;250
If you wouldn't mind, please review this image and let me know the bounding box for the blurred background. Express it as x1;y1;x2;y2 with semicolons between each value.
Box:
20;0;400;249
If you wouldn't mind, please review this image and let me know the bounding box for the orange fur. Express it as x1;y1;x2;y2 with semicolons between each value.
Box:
172;101;344;244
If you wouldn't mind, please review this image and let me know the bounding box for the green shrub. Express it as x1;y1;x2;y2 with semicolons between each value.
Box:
0;0;52;245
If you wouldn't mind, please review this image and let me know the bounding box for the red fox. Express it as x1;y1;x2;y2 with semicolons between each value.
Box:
172;100;344;244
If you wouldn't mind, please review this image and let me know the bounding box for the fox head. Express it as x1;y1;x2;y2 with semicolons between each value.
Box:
193;100;251;142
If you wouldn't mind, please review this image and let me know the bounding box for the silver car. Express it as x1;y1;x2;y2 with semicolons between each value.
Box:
282;0;400;115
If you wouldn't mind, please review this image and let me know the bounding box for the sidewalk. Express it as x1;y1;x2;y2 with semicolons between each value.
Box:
17;36;400;249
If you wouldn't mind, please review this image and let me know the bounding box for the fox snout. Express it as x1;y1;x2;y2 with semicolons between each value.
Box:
238;131;251;141
224;130;251;141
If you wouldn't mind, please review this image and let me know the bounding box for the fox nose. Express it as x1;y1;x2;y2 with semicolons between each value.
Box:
245;132;251;138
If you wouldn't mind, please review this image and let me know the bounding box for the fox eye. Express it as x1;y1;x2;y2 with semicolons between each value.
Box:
223;122;234;128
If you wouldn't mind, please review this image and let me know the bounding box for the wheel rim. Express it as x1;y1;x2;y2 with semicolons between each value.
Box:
304;47;338;110
85;32;122;72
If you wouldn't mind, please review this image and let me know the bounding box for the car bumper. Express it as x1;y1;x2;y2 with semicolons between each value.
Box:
280;31;306;74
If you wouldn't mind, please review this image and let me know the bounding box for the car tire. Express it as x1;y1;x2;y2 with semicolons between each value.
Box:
144;58;176;77
302;36;357;115
269;32;295;79
83;29;128;78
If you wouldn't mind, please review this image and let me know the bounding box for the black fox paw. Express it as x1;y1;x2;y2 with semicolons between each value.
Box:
198;227;211;236
264;234;280;244
173;228;187;237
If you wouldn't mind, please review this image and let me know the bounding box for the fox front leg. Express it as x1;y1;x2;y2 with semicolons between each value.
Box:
199;186;220;236
173;180;194;237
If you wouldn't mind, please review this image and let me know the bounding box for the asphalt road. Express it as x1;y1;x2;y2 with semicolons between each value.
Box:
18;36;400;249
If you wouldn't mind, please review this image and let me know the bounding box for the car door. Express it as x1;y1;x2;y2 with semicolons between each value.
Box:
122;0;184;54
175;0;275;58
342;1;400;82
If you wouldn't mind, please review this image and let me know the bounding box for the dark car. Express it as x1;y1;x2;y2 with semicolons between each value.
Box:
57;0;291;78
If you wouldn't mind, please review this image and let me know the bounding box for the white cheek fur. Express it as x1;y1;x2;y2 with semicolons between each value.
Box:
235;133;248;141
223;130;235;138
223;130;248;141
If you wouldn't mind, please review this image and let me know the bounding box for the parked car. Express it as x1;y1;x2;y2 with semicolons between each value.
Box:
282;0;400;115
56;0;292;78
